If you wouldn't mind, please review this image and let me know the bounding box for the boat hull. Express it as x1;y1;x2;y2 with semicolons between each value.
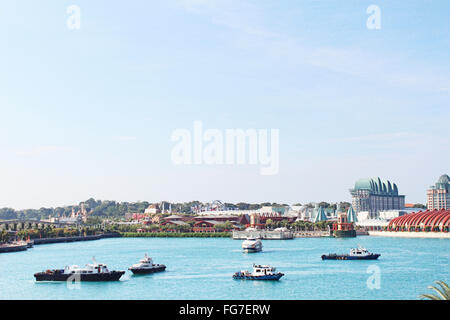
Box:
321;254;380;260
129;265;166;274
34;271;125;281
242;247;262;253
233;273;284;280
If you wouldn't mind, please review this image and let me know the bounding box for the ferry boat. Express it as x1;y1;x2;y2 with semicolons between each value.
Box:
233;264;284;280
321;246;380;260
34;257;125;281
128;254;166;275
242;237;262;253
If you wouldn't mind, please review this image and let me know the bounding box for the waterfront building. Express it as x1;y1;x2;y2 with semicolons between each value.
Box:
387;209;449;232
355;219;389;231
332;212;356;237
349;177;405;218
427;174;450;210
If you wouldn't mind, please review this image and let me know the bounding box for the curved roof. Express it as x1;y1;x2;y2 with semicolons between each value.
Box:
387;209;450;231
313;207;327;223
352;177;399;195
437;174;450;184
347;206;357;223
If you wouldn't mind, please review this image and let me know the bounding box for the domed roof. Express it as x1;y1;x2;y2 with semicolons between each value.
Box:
437;174;450;184
352;177;399;195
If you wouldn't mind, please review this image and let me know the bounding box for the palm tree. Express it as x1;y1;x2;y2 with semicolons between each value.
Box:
419;281;449;300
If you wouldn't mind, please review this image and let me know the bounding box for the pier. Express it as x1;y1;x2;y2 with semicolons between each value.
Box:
293;231;330;238
232;230;294;240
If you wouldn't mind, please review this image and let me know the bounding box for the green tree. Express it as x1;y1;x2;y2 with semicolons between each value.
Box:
419;281;449;300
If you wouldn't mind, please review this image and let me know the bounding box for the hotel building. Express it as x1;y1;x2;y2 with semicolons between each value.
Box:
427;174;450;210
349;177;405;218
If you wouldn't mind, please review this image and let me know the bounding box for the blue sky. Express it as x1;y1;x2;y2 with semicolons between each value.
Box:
0;0;449;209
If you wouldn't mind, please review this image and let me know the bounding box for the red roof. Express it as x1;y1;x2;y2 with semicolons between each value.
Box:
387;209;450;231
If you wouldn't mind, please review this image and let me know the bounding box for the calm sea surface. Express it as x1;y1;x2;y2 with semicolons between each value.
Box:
0;236;448;300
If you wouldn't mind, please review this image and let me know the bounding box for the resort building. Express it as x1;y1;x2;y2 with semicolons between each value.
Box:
427;174;450;210
386;209;449;232
349;177;405;218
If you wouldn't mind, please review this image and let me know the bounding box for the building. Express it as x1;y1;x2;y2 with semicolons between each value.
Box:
350;177;405;218
332;211;356;237
427;174;450;210
144;204;160;214
313;204;328;223
387;209;449;232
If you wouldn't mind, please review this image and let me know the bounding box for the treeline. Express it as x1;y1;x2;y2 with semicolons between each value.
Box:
0;199;293;220
16;227;100;239
1;198;427;221
121;232;231;238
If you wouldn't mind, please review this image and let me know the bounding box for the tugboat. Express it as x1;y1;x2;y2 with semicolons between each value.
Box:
128;254;166;275
233;264;284;280
321;246;380;260
242;237;262;253
34;257;125;281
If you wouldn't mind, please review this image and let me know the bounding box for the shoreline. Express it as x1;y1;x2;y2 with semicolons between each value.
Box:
121;232;231;238
31;233;121;245
368;231;450;239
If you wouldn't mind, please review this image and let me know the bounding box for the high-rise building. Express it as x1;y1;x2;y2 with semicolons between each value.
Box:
349;177;405;218
427;174;450;210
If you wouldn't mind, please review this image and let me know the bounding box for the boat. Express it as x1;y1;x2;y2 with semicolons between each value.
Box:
128;254;166;275
233;264;284;280
242;237;262;253
321;246;380;260
0;241;28;253
34;257;125;281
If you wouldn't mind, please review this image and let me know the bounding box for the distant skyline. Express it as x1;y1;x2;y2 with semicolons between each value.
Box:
1;1;449;209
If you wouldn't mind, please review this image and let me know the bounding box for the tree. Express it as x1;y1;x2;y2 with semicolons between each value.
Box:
419;281;449;300
318;202;330;208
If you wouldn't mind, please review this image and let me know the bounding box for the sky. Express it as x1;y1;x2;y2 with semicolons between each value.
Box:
0;0;449;209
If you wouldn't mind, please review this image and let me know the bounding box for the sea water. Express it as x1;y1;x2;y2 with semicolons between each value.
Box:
0;236;448;299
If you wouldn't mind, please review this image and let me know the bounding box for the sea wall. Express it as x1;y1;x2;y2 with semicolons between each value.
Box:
368;231;450;239
33;233;120;245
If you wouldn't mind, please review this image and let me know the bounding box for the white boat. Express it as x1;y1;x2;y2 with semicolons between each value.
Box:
242;237;262;253
321;246;380;260
34;257;125;281
233;264;284;280
128;254;166;274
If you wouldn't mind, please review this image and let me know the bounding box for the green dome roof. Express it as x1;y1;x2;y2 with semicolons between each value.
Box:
352;177;399;195
437;174;449;184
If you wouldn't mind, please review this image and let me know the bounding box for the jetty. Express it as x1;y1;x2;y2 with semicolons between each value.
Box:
0;241;28;253
293;231;330;238
232;230;294;240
